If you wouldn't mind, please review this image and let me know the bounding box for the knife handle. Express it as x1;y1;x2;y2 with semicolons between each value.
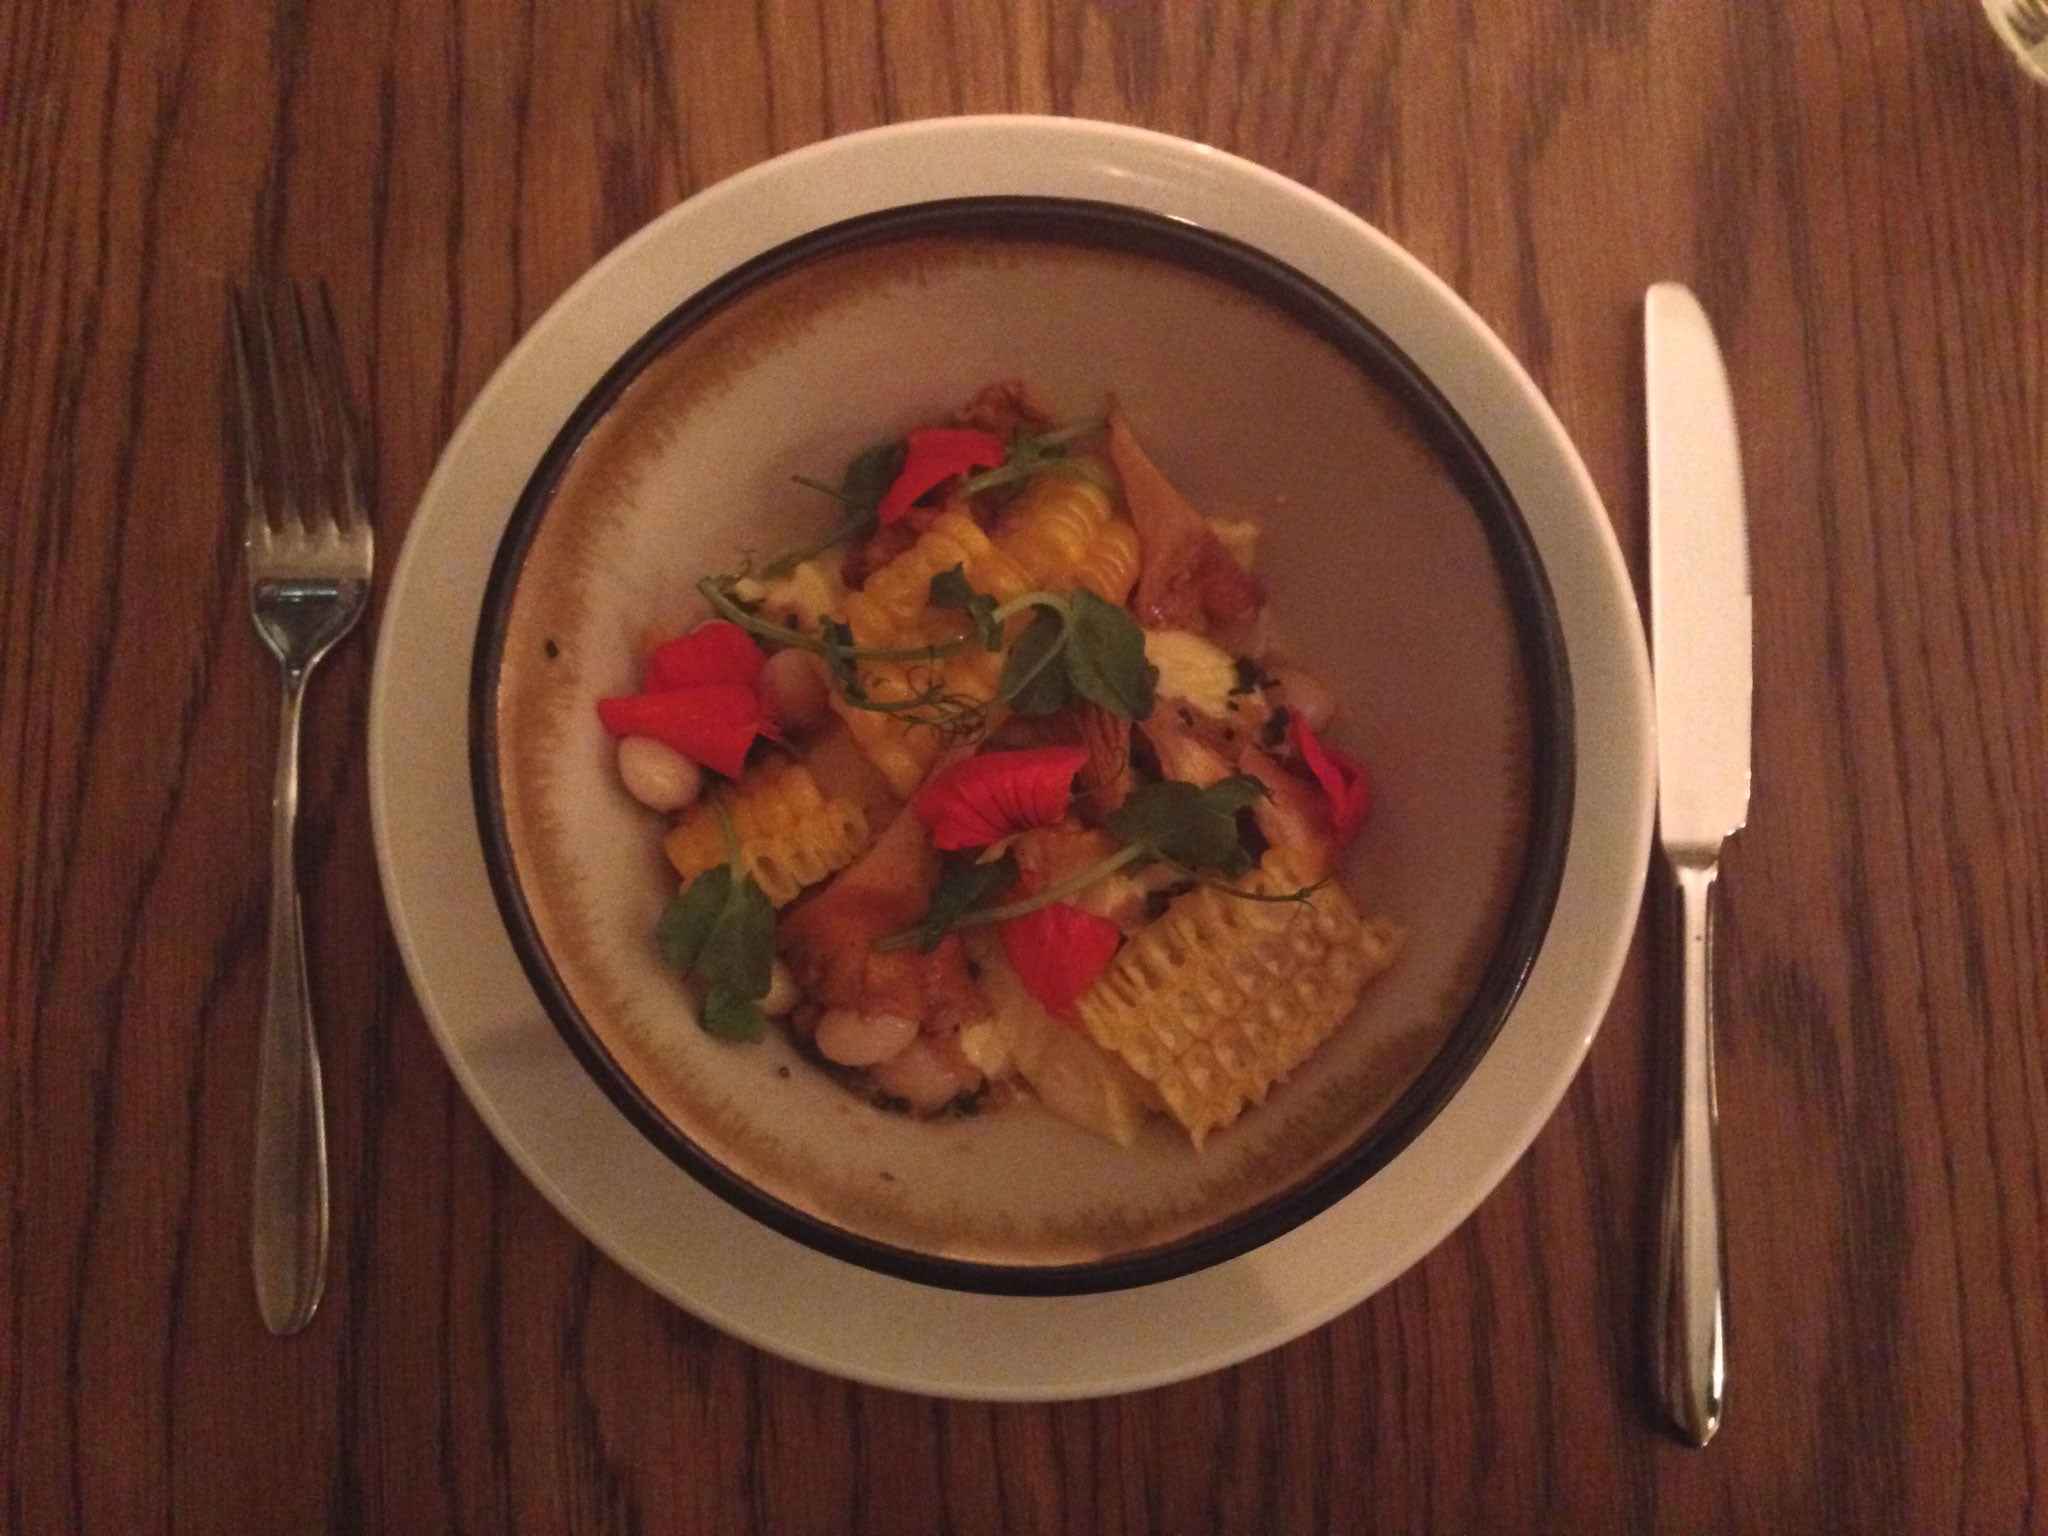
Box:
1653;857;1728;1447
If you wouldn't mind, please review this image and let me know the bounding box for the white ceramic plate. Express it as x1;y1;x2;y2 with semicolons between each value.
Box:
369;116;1654;1399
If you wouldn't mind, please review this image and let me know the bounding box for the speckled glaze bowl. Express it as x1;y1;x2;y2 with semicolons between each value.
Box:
472;190;1575;1294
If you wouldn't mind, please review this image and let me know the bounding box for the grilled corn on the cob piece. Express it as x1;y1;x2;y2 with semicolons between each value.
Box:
829;483;1142;796
1072;854;1405;1146
830;510;1032;796
663;757;870;907
994;472;1141;603
845;508;1035;642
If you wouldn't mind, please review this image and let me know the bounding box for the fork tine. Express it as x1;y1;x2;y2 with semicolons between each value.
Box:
227;286;271;540
267;281;321;533
310;280;369;531
286;282;340;533
251;286;307;532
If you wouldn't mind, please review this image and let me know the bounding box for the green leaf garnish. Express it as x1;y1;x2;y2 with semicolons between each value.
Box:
840;439;906;509
657;866;732;976
657;863;776;1002
706;874;775;999
1107;775;1268;877
929;565;1004;651
654;794;777;1042
1063;588;1156;722
699;987;767;1042
998;608;1071;715
903;851;1021;952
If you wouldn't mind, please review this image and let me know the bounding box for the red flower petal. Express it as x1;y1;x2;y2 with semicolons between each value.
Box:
1292;716;1371;845
597;684;778;779
876;427;1007;525
645;621;767;693
999;899;1122;1021
911;746;1089;851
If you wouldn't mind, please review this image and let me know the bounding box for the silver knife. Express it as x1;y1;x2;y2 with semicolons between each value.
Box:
1645;281;1752;1448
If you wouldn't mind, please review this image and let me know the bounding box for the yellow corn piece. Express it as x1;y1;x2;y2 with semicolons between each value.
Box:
663;757;870;907
993;471;1141;603
831;510;1034;796
1072;855;1406;1147
730;553;846;633
828;487;1142;796
844;508;1033;646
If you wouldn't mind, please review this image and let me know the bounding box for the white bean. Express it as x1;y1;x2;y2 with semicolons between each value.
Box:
617;735;703;812
760;959;801;1017
760;647;833;733
1273;666;1337;733
868;1038;978;1112
813;1008;919;1068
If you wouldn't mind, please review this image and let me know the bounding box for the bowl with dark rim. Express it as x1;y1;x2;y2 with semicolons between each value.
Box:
471;151;1578;1296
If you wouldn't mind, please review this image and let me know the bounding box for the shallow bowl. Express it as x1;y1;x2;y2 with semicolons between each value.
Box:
473;146;1583;1295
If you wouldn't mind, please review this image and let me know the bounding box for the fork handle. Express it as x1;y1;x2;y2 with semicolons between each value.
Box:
252;671;330;1336
1652;857;1727;1445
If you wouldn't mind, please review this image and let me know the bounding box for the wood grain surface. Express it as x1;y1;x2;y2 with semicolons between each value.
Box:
3;2;2043;1531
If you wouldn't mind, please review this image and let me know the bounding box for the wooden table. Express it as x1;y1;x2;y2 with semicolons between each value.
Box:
5;3;2043;1531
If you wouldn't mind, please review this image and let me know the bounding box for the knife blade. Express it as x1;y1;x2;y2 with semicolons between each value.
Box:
1645;280;1751;1448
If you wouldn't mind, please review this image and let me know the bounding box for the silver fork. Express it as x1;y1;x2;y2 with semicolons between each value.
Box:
228;281;373;1336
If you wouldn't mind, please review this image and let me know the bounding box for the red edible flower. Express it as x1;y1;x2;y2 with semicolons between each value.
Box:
596;684;778;780
999;897;1122;1021
1292;716;1371;845
911;746;1088;851
645;620;766;692
877;427;1007;525
599;622;778;778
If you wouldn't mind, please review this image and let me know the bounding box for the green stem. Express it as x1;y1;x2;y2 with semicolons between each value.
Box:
972;843;1147;921
841;683;964;716
959;453;1107;500
1192;874;1330;905
699;577;976;665
1035;415;1107;448
711;789;742;868
1149;857;1330;906
874;842;1148;950
992;591;1069;625
758;417;1103;579
956;416;1107;499
705;577;1069;664
789;474;862;507
756;503;876;579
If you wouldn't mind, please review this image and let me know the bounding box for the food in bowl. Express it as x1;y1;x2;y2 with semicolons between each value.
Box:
592;382;1407;1148
478;202;1575;1288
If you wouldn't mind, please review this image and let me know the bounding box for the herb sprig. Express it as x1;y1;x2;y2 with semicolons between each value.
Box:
755;419;1103;582
656;795;776;1040
876;775;1322;952
701;564;1153;741
955;417;1108;499
896;850;1024;953
757;441;904;580
703;416;1136;739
